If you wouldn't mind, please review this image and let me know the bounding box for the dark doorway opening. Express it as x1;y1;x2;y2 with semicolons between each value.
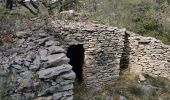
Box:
66;44;85;83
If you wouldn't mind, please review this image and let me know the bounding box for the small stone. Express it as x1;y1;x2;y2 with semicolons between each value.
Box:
139;74;146;82
20;71;32;79
48;46;65;54
16;31;28;38
14;57;23;65
33;55;40;69
24;61;30;67
18;39;25;44
29;65;39;71
40;56;48;61
153;71;161;75
39;49;48;57
45;40;55;47
37;64;72;79
11;94;22;100
39;32;48;38
35;96;52;100
52;92;63;100
47;53;69;66
12;64;22;70
19;79;32;88
36;37;50;45
62;71;76;80
65;96;73;100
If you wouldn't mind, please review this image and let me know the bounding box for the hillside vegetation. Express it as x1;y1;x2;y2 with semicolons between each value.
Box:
74;71;170;100
83;0;170;44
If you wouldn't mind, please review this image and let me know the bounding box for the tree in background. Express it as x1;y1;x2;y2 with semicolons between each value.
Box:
4;0;81;15
84;0;170;44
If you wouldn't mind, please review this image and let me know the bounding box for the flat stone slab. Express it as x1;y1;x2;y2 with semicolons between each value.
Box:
37;64;72;79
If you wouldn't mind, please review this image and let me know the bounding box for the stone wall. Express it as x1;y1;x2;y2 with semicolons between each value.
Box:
127;31;170;79
0;21;126;99
1;31;76;100
1;19;170;100
49;22;126;90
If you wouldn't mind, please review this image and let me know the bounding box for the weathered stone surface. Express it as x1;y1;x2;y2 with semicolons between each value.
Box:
45;40;55;47
16;31;31;38
52;92;63;100
19;79;32;88
0;25;75;100
2;19;170;100
47;54;70;66
128;31;170;79
48;45;65;54
39;49;48;57
62;71;76;80
139;74;146;82
37;64;72;79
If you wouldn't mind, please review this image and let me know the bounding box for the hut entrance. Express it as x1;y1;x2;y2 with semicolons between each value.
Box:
66;44;85;83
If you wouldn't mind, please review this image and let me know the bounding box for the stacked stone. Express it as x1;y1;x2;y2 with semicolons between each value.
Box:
1;30;75;100
128;32;170;79
50;24;126;90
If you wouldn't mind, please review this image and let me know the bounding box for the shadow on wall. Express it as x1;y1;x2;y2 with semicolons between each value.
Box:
120;31;130;73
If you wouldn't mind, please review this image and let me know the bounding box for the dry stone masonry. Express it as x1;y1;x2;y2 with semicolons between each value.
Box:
127;31;170;79
1;30;76;100
50;21;126;90
0;19;170;100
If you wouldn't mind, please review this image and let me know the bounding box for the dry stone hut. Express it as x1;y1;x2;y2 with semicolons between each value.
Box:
0;20;170;100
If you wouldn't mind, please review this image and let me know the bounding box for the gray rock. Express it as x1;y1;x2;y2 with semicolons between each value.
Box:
36;37;50;45
47;53;69;66
65;96;73;100
48;46;65;54
39;32;48;38
16;31;31;38
29;65;39;71
18;39;25;44
35;96;52;100
39;49;48;57
41;84;73;95
59;80;74;86
62;71;76;80
45;40;55;47
18;79;32;88
12;64;22;70
37;64;72;79
52;92;63;100
24;61;30;67
33;55;40;69
60;84;73;91
10;94;22;100
20;71;32;79
40;56;48;61
63;90;73;97
14;57;23;65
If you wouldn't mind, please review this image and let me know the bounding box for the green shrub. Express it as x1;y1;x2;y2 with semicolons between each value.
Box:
128;84;144;97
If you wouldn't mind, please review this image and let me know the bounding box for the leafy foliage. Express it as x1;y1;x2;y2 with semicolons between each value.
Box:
84;0;170;44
